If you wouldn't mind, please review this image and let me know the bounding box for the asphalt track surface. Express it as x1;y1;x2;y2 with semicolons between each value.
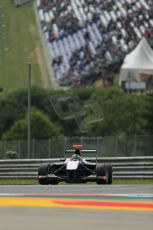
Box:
0;184;153;230
0;184;153;194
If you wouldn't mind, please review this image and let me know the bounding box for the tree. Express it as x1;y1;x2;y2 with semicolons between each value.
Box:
145;93;153;134
2;110;62;140
85;88;148;136
0;89;27;138
0;86;152;138
0;87;63;138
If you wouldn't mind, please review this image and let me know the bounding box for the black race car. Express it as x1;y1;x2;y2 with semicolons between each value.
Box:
38;145;113;185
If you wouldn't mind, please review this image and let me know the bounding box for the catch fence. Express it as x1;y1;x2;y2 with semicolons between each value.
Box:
0;135;152;159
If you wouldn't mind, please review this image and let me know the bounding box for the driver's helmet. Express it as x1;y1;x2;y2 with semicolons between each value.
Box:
71;154;81;161
75;148;81;155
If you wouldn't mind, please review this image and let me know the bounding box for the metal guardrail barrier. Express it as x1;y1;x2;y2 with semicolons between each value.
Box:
0;157;153;180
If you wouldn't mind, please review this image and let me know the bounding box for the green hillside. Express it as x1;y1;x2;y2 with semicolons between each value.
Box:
0;0;51;92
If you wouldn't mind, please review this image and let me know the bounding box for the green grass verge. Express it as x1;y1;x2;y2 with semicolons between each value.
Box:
0;0;49;92
0;179;152;185
0;179;38;185
113;179;153;185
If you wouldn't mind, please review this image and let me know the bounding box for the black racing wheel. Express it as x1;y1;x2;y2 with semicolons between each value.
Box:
96;163;106;184
105;164;113;184
38;164;50;185
96;163;113;184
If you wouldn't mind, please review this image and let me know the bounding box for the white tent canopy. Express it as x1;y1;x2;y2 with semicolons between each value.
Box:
119;37;153;85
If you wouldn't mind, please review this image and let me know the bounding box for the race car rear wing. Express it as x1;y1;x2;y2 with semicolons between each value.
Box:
65;149;97;154
64;149;97;161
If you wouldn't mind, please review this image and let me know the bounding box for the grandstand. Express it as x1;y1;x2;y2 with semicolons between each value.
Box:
35;0;153;87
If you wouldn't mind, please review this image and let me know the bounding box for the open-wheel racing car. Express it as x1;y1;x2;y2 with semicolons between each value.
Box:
38;145;113;185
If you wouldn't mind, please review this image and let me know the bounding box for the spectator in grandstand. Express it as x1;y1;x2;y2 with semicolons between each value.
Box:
37;0;153;86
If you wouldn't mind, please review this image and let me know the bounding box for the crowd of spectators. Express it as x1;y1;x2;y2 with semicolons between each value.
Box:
36;0;153;87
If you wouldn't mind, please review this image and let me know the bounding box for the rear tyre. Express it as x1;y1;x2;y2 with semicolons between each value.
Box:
96;164;106;184
38;164;50;185
105;164;113;184
96;163;113;184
